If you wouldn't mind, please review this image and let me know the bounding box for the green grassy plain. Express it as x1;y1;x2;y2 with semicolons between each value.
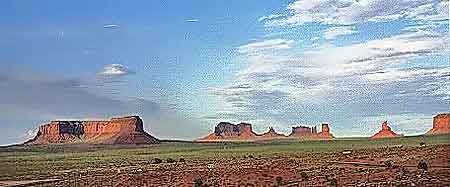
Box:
0;134;449;180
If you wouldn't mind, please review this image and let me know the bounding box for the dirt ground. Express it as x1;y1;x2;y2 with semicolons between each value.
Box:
7;144;448;187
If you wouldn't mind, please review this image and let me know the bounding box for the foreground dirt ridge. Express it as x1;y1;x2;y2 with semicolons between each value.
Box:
26;116;159;145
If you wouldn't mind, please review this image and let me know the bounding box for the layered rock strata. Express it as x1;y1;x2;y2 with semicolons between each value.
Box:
426;113;450;135
198;122;333;141
26;116;159;145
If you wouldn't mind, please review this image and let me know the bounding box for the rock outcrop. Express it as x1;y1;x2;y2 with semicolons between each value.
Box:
289;124;333;139
260;127;286;139
26;116;159;145
426;113;450;135
197;122;333;141
200;122;258;141
370;121;400;139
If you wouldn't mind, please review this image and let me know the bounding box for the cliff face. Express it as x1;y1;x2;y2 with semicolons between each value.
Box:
289;124;333;139
214;122;257;138
202;122;258;141
198;122;333;141
370;121;400;139
427;113;450;135
27;116;159;145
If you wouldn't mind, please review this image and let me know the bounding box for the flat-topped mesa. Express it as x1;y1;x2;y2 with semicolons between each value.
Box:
26;116;159;145
370;121;401;139
289;123;333;139
200;122;258;141
426;113;450;135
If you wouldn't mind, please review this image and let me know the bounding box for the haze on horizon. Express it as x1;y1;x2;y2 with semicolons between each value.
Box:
0;0;449;145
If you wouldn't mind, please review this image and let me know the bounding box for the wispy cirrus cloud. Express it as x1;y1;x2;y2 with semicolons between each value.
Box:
103;24;119;28
324;26;357;40
186;19;200;23
237;39;295;54
258;14;284;22
265;0;449;27
207;29;449;135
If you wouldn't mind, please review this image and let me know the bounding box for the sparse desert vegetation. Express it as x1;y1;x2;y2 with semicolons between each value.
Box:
0;134;449;186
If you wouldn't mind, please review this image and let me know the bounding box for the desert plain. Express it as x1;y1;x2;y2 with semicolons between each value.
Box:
1;135;449;187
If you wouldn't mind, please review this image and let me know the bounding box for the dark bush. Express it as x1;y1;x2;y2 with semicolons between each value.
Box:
418;160;428;170
383;160;393;168
275;176;283;186
166;158;176;163
194;177;203;187
152;158;162;164
329;178;338;187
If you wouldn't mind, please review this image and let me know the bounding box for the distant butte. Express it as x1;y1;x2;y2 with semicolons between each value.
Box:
197;122;333;142
370;121;401;139
289;124;334;140
426;113;450;135
25;116;159;145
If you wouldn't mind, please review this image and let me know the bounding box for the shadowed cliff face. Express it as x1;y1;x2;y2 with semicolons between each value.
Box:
26;116;159;145
213;122;255;137
427;113;450;135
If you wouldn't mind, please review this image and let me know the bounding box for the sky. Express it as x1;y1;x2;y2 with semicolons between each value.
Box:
0;0;449;145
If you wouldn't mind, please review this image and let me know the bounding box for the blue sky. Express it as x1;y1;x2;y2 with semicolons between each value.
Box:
0;0;449;145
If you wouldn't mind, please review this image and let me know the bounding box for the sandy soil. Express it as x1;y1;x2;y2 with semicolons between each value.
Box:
4;144;448;187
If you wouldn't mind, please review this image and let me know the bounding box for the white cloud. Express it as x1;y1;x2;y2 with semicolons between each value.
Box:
186;19;200;22
98;64;133;77
237;39;295;54
266;0;448;27
324;26;357;39
103;24;119;28
208;29;449;130
258;14;284;22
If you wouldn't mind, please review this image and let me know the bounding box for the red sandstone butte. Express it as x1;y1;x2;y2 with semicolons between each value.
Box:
426;113;450;135
370;121;400;139
26;116;159;145
197;122;333;142
260;127;286;139
289;123;334;140
198;122;258;141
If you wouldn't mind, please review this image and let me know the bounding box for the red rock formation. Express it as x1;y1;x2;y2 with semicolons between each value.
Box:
318;124;332;138
290;126;314;137
199;122;258;141
260;127;286;139
198;122;333;142
370;121;400;139
289;123;333;139
26;116;159;145
426;113;450;135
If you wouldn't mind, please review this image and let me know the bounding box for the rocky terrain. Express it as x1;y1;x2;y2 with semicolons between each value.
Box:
427;113;450;135
370;121;401;139
198;122;333;142
3;144;449;187
26;116;159;145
